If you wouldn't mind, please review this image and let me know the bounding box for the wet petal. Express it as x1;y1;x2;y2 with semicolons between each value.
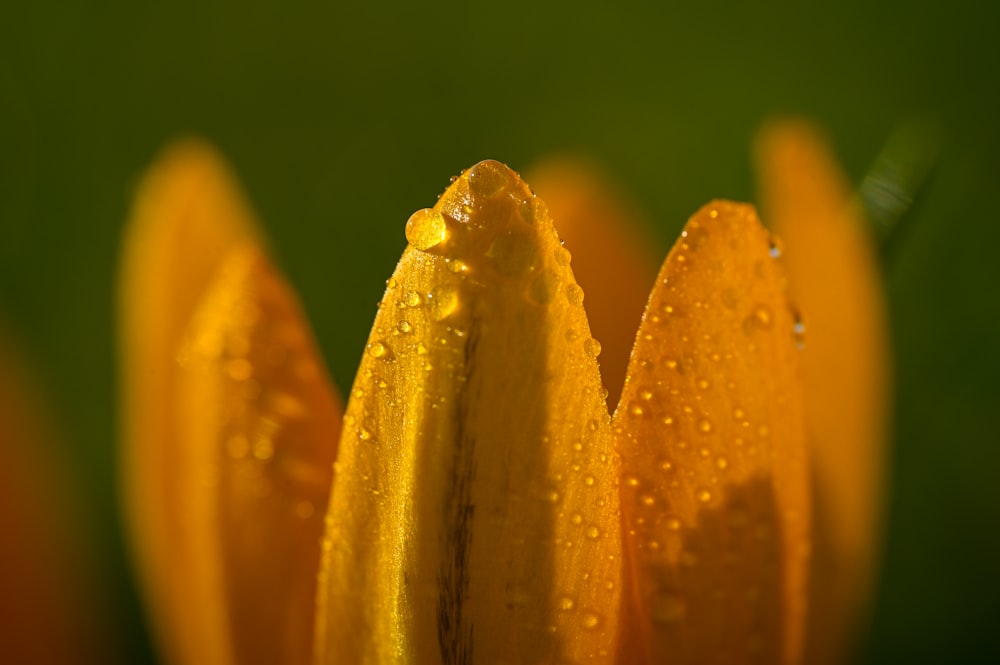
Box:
755;120;891;665
527;159;659;407
174;244;341;665
315;160;621;664
613;202;810;665
119;141;260;664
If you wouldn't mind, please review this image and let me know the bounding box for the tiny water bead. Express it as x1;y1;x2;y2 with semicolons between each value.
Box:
405;208;448;252
367;340;390;360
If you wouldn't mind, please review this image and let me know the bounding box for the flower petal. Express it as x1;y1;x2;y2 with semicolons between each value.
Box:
314;160;621;664
613;202;810;665
119;140;259;665
527;159;659;407
0;327;105;664
755;120;891;665
174;244;341;665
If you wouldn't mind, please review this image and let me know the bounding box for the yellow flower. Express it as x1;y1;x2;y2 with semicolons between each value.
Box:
118;122;888;665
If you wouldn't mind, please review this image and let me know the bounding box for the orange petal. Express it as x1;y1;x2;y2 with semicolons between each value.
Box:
527;158;659;407
0;327;105;664
174;245;341;665
314;161;621;664
755;120;891;665
613;202;810;665
119;140;258;664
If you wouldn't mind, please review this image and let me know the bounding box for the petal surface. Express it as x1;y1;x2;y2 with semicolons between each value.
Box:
755;120;891;665
613;202;810;665
119;142;341;665
527;159;659;407
315;160;621;665
176;245;342;665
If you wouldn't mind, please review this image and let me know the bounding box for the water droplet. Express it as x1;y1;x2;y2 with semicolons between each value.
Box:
584;337;602;358
558;596;576;611
468;159;511;197
488;231;538;277
583;474;596;487
358;428;372;441
397;320;412;334
651;592;687;624
545;490;561;503
585;524;601;540
587;418;599;432
529;272;560;305
386;277;397;289
733;407;745;419
624;476;640;487
570;512;583;525
640;494;655;507
295;501;315;519
697;378;710;390
698;419;712;433
697;488;712;503
404;291;423;307
666;516;681;531
367;340;390;360
629;404;645;417
555;246;572;267
430;285;459;321
253;438;274;461
639;389;653;401
405;208;448;251
448;258;469;274
565;283;585;305
580;611;602;630
768;234;783;258
716;457;729;470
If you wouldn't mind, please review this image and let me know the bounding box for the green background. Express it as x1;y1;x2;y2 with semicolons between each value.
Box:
2;1;998;662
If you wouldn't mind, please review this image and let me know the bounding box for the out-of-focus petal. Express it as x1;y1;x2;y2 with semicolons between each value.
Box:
527;159;659;407
174;244;342;665
118;140;259;664
755;120;891;665
0;326;106;664
613;202;810;665
314;160;621;664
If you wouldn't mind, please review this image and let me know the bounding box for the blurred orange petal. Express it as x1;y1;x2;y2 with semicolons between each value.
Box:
755;119;891;665
120;141;342;665
175;244;342;665
0;327;106;664
528;159;659;407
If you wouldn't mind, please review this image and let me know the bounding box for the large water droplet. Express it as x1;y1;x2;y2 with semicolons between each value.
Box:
468;159;512;197
429;285;459;321
405;208;448;251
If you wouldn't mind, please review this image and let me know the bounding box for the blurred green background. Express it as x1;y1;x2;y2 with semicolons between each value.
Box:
1;0;998;662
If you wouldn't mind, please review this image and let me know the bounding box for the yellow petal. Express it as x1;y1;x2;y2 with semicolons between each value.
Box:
755;120;891;665
119;140;261;664
613;202;810;665
0;326;105;664
174;244;342;665
315;160;621;664
527;159;659;407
